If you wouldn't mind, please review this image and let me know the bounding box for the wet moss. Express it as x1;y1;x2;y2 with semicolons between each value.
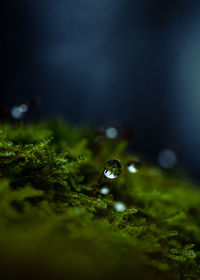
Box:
0;119;199;280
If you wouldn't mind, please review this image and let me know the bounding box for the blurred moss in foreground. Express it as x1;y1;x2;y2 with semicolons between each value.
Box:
0;119;199;280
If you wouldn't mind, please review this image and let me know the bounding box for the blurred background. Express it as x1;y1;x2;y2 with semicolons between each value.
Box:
2;0;200;180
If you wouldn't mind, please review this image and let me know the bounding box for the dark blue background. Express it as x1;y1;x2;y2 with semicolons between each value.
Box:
2;0;200;180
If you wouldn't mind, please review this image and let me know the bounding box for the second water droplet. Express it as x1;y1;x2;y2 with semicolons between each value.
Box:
127;158;141;173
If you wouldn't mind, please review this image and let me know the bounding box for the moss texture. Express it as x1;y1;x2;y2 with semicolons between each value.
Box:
0;119;200;280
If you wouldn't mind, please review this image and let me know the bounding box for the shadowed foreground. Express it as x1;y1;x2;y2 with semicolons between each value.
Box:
0;120;199;279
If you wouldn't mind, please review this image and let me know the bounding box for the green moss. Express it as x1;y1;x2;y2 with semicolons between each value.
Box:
0;119;200;280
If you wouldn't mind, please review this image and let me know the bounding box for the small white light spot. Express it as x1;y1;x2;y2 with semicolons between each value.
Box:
114;202;126;212
100;187;109;195
104;169;117;179
158;149;177;169
105;127;118;139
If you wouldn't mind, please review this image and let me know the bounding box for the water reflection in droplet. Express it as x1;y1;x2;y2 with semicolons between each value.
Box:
127;158;141;173
104;159;121;179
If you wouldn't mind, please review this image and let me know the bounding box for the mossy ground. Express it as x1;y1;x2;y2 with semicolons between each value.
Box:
0;119;200;280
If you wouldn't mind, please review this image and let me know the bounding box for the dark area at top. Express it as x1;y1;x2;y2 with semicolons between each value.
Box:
2;0;200;181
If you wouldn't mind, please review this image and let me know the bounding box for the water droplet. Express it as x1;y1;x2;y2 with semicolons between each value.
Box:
114;201;126;212
127;158;141;173
158;149;177;169
105;127;118;139
10;104;28;119
104;159;121;179
100;187;110;195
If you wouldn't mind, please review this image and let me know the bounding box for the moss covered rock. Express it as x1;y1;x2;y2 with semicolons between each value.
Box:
0;120;199;280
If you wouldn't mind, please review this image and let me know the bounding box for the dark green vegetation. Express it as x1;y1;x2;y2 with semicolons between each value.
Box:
0;120;200;280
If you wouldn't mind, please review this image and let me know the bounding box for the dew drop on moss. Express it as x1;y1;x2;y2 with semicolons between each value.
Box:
114;201;126;212
104;159;121;179
127;158;141;173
